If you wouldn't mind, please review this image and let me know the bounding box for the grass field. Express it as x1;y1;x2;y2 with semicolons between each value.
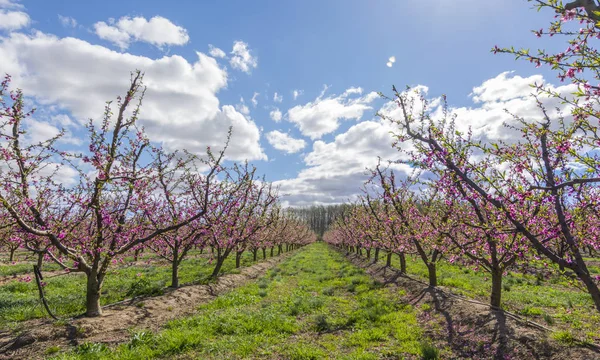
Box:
52;243;438;360
370;251;600;344
0;251;257;329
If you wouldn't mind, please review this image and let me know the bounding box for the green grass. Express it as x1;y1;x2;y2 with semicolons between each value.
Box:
0;250;258;328
0;260;63;277
0;249;207;277
374;251;600;343
54;243;428;359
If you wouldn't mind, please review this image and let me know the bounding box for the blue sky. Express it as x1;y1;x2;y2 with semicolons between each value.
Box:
0;0;577;206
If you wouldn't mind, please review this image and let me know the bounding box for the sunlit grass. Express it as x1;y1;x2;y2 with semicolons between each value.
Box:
373;250;600;343
0;251;257;328
54;243;432;359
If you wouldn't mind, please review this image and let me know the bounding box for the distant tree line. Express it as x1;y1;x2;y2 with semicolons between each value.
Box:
288;204;350;238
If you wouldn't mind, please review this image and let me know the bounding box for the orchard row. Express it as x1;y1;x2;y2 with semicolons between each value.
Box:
326;1;600;312
0;72;315;317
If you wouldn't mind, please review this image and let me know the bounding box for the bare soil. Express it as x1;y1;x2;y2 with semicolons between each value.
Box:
0;253;290;360
342;251;600;360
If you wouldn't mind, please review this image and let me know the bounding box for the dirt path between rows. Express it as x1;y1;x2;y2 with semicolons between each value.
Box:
0;253;291;360
341;250;600;360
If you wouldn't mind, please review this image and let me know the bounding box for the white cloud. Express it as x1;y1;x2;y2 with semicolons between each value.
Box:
276;71;577;206
270;108;282;122
379;72;576;143
26;120;61;144
94;15;189;50
0;9;29;31
266;130;306;154
0;31;266;161
236;98;250;115
273;92;283;103
343;87;363;95
93;21;133;49
286;87;378;139
275;118;408;206
0;0;23;9
50;114;76;127
251;92;259;107
208;44;226;58
58;15;77;28
471;71;541;103
293;89;303;100
386;55;396;68
229;40;257;73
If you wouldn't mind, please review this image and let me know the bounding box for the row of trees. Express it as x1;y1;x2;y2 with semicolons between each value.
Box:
288;204;349;237
325;0;600;312
0;72;315;317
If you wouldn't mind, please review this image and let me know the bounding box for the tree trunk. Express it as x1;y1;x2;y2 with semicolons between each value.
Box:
171;259;179;288
490;268;503;308
399;252;406;273
235;251;242;268
270;247;274;257
9;248;15;262
211;256;226;278
358;247;362;256
278;245;282;255
374;248;380;262
427;262;437;287
366;248;371;259
574;266;600;312
133;248;140;262
253;249;258;261
85;272;103;317
262;248;267;260
386;252;392;266
37;252;44;271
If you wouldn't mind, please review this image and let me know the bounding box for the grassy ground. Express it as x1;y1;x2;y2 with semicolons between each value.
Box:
53;243;436;360
0;251;259;329
371;251;600;344
0;250;202;277
0;258;63;277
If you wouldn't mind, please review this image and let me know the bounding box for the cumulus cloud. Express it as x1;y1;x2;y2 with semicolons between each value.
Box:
58;15;77;28
276;72;577;206
275;118;409;206
94;15;189;49
266;130;306;154
471;71;542;103
0;31;266;161
0;9;29;31
0;0;23;9
229;40;257;73
270;108;282;122
208;44;226;58
273;92;283;103
286;87;378;139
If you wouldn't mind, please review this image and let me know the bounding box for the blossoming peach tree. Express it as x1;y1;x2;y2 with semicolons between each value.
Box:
379;0;600;311
0;71;226;316
324;0;600;311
